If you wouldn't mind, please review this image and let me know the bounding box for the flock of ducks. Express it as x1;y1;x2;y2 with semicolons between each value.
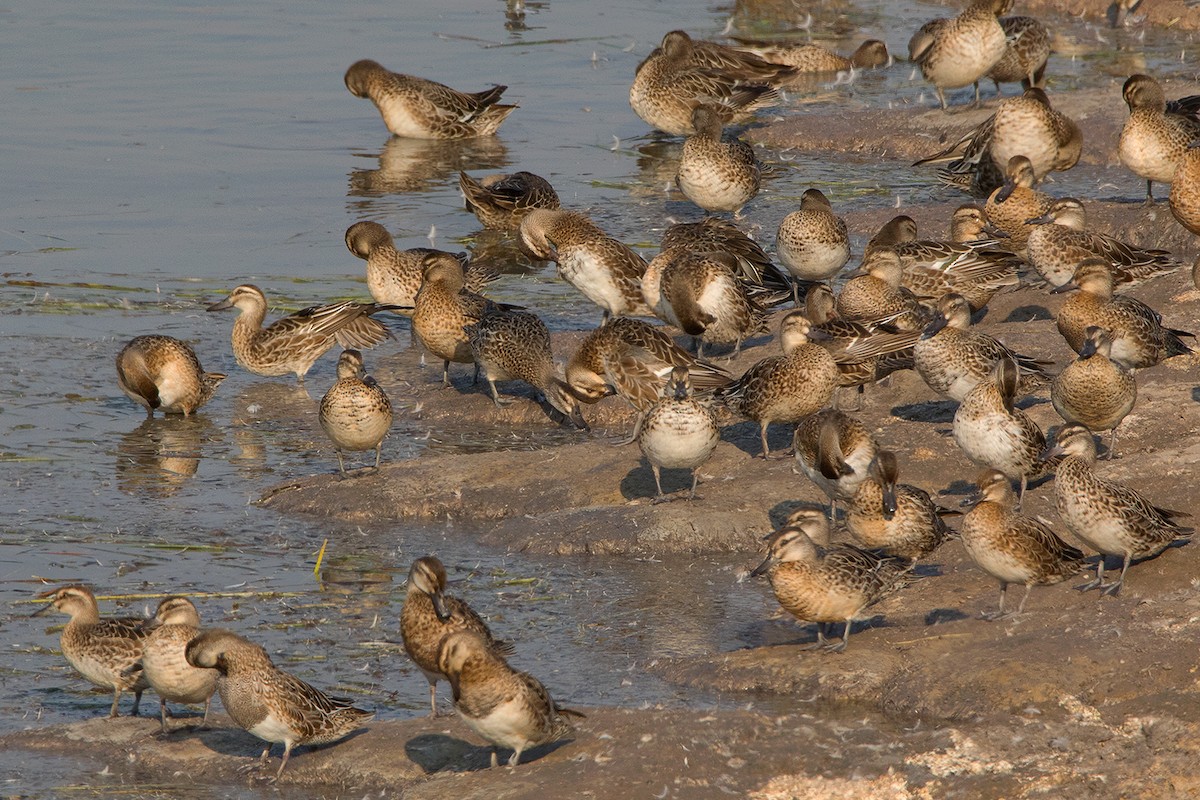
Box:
34;556;583;777
50;2;1200;779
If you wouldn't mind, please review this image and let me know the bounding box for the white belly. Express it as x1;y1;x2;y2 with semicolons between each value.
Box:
559;250;627;315
464;697;540;751
248;712;296;746
954;410;1031;477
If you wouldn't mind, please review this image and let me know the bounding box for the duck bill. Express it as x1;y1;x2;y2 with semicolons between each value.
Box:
1024;213;1053;226
548;401;589;431
749;554;774;578
431;590;453;622
1049;280;1079;295
920;312;948;340
994;179;1016;204
547;381;590;430
565;403;589;430
881;484;898;520
805;327;833;343
1040;442;1065;462
30;588;58;617
206;297;234;312
1078;337;1099;359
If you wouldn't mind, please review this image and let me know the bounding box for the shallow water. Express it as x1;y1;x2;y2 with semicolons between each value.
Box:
2;0;1198;795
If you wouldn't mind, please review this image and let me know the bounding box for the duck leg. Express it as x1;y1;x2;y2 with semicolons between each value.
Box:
650;464;669;504
1100;554;1132;597
982;581;1010;620
799;622;828;650
487;379;514;407
275;742;294;779
1076;557;1108;592
615;412;646;447
824;621;851;653
1104;424;1120;460
199;695;212;729
1013;584;1034;614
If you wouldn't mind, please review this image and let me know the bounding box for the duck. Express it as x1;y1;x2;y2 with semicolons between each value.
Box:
987;16;1050;93
642;247;767;356
206;284;398;382
1117;73;1200;204
648;30;799;83
318;349;393;472
915;87;1081;197
740;39;890;74
115;335;225;417
1047;424;1192;596
1170;141;1200;235
865;210;1020;311
844;451;955;560
750;508;916;652
518;209;652;321
437;630;584;768
1053;258;1194;369
793;409;879;518
400;556;514;717
944;204;1007;246
412;251;511;386
467;308;587;428
185;629;373;779
129;596;218;733
676;106;761;216
344;221;494;309
1025;198;1182;288
344;59;516;139
805;284;919;400
637;366;720;502
459;170;561;232
914;293;1051;401
775;188;851;297
834;248;930;331
984;155;1054;250
1051;326;1137;458
960;470;1085;618
952;356;1052;506
717;311;840;458
33;585;148;718
564;317;730;441
661;217;793;309
908;0;1011;109
988;87;1083;182
629;30;795;136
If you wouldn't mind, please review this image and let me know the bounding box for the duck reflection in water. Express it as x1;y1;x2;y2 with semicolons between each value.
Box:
348;136;510;197
115;416;220;498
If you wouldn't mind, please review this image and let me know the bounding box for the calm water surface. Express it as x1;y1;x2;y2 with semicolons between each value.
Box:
2;0;1197;795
